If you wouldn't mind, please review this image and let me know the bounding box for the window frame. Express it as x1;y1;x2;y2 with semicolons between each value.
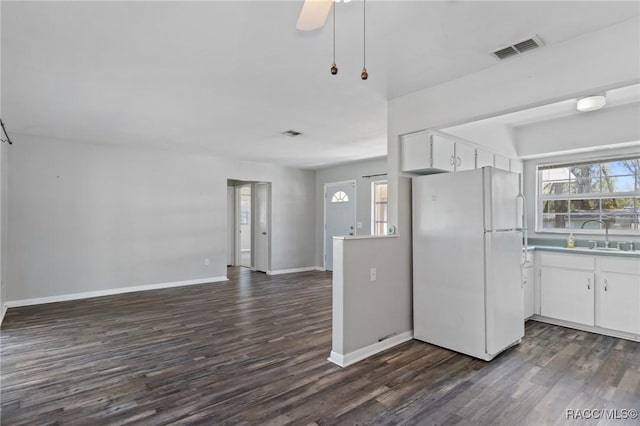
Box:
371;180;388;235
535;155;640;235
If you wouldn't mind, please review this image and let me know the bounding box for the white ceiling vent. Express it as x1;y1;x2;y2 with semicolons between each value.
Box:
282;130;302;137
492;35;544;60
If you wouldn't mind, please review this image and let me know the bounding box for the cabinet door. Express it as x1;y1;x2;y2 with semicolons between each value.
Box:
454;142;476;172
510;159;523;174
494;154;510;171
598;272;640;334
523;267;534;319
401;132;431;172
431;133;455;172
540;267;594;326
476;149;494;169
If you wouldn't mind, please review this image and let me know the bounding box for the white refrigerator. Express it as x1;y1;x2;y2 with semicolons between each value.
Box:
412;167;525;361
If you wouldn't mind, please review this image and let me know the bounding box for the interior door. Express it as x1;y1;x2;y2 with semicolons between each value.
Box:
254;183;270;273
325;181;356;271
227;187;235;266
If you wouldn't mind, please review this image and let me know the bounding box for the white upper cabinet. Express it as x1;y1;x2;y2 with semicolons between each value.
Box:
494;154;510;171
401;130;521;175
454;142;476;172
476;149;494;169
401;132;431;172
431;133;456;172
510;159;523;174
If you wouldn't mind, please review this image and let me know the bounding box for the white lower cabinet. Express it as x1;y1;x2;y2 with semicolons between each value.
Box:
523;265;534;319
540;266;594;326
597;272;640;335
537;251;640;339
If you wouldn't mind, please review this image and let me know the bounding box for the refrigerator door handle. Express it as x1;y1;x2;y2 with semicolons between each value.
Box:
516;191;528;265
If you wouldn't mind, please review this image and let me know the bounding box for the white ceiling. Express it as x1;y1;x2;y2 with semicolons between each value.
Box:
2;1;639;168
441;84;640;157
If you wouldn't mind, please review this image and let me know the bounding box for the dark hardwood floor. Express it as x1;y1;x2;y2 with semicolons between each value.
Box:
1;267;639;425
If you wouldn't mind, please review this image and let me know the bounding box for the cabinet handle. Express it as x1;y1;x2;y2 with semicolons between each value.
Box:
604;279;608;292
449;155;455;166
587;278;591;290
457;156;462;167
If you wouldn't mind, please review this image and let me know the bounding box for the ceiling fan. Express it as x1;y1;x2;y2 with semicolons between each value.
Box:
296;0;351;32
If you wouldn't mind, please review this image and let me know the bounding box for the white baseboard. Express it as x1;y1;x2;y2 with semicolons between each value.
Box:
328;330;414;368
267;267;320;276
315;266;326;272
0;304;7;326
531;315;640;342
4;276;228;308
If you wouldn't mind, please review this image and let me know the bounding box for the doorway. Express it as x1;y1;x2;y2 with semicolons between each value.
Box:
239;185;252;268
324;181;356;271
227;179;271;273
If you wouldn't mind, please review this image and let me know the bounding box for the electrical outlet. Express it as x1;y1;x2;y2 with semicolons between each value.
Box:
204;258;210;266
370;267;376;282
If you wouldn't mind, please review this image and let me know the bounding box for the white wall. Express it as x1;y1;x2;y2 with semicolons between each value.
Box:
440;119;517;158
331;236;411;359
515;103;640;158
523;145;640;243
6;135;316;301
314;157;387;267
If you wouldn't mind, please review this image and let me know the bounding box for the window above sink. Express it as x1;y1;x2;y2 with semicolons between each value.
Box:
536;155;640;235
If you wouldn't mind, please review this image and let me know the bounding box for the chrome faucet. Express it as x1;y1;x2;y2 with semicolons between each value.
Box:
581;219;609;248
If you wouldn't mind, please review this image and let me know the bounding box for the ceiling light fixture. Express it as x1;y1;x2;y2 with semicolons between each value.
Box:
577;95;606;112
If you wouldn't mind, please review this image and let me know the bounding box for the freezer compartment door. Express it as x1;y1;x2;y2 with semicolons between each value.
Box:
483;167;520;231
485;231;524;356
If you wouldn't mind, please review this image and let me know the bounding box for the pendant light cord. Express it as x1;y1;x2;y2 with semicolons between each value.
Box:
363;0;366;68
333;3;336;64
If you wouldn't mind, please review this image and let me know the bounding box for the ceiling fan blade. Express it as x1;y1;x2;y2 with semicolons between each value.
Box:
296;0;334;31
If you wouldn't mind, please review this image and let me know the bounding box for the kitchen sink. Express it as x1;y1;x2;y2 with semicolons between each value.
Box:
590;247;622;252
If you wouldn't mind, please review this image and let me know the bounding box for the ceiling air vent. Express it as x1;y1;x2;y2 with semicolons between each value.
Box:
282;130;302;137
492;35;544;60
493;46;518;60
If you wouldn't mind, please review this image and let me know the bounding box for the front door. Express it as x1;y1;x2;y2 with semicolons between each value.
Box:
324;181;356;271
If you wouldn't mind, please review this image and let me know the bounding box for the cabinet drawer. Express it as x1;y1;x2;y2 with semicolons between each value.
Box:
540;252;594;270
597;257;640;275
